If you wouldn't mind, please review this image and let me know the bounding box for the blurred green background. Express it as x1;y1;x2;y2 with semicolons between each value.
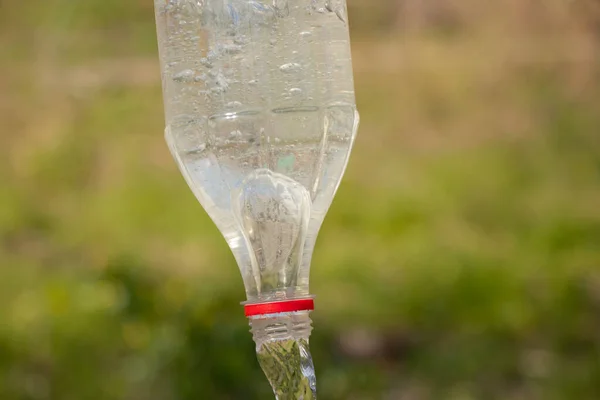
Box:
2;0;600;399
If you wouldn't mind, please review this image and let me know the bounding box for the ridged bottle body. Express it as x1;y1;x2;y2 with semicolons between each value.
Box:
154;0;358;302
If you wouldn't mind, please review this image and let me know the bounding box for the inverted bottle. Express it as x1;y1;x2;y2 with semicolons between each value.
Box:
154;0;358;397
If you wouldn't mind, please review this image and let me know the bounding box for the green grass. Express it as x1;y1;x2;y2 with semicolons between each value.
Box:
1;1;600;399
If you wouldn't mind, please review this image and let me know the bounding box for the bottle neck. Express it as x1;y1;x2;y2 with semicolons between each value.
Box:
249;311;317;399
249;310;313;347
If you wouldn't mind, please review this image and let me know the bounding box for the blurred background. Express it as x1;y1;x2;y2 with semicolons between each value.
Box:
1;0;600;399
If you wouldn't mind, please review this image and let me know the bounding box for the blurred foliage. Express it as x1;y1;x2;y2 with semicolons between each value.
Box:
1;0;600;399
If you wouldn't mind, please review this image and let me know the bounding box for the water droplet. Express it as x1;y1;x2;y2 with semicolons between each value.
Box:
289;88;303;96
299;31;313;39
173;69;195;83
269;38;277;46
248;79;259;85
279;63;302;74
229;130;243;138
274;137;281;143
226;101;243;108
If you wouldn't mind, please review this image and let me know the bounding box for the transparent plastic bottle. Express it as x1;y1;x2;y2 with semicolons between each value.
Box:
154;1;358;397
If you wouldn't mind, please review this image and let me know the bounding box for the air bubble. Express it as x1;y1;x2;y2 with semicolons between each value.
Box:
311;0;327;13
215;72;230;89
279;63;302;74
326;0;347;23
234;35;249;45
200;58;213;68
173;69;195;82
194;73;208;83
223;44;243;54
273;0;289;17
207;48;220;61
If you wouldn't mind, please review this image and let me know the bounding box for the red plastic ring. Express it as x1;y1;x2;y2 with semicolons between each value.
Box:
244;298;314;317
